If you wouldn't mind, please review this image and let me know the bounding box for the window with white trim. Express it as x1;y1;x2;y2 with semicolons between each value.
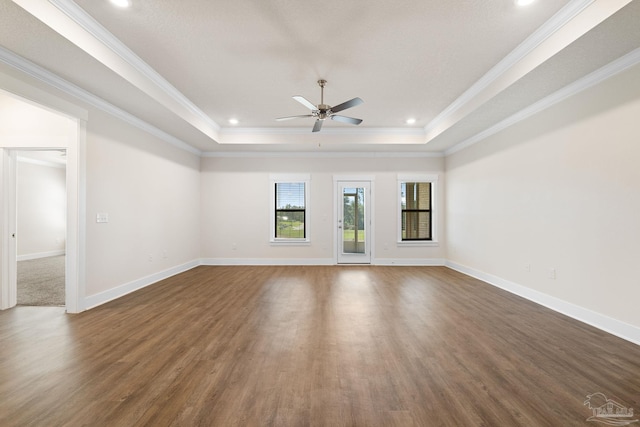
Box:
270;174;310;244
398;174;438;245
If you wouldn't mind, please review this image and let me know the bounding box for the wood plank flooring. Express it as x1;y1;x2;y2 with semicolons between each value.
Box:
0;266;639;426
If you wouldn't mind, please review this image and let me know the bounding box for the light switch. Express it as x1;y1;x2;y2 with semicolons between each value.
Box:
96;213;109;223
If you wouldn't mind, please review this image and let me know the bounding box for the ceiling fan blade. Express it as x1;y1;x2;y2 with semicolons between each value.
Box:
330;97;363;114
312;119;323;132
331;115;363;125
276;114;314;121
293;96;317;111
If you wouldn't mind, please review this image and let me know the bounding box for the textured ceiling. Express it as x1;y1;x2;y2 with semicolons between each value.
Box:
1;0;638;153
71;0;567;128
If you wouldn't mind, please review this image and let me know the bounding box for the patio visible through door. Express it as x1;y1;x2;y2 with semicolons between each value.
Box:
337;181;371;264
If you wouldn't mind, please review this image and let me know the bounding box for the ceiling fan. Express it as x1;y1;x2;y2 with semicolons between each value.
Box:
276;79;363;132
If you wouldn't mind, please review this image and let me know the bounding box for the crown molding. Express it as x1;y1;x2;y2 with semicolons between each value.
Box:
0;46;201;156
5;39;636;160
43;0;220;136
445;48;640;156
4;0;634;160
424;0;630;143
425;0;595;136
217;126;427;146
202;151;444;159
219;127;426;136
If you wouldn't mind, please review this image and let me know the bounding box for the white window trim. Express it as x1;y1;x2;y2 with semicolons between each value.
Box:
397;173;439;247
270;173;311;245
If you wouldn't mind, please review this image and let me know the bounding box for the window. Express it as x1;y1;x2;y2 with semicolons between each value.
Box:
275;183;305;239
401;182;431;240
398;174;438;245
270;174;310;244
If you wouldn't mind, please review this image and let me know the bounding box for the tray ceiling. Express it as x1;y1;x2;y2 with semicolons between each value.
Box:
1;0;638;153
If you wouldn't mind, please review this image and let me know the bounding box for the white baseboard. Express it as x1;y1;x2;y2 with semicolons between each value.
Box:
17;250;65;261
83;259;200;310
374;258;445;266
200;258;335;266
445;260;640;346
201;258;447;266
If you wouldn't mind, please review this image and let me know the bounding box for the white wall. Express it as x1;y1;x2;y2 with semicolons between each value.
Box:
16;158;66;259
200;155;445;264
84;110;201;300
445;63;640;332
0;91;76;147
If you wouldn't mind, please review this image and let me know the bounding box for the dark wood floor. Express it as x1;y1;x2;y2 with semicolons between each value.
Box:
0;266;638;426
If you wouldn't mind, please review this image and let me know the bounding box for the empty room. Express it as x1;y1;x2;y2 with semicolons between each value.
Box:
1;0;639;425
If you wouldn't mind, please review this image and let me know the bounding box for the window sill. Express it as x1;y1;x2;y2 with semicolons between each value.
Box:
397;241;439;247
270;239;311;246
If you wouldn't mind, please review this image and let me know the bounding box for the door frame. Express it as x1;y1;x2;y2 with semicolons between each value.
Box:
1;151;17;307
333;175;375;264
0;83;87;313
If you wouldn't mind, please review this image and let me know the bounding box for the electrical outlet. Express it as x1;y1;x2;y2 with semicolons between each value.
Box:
549;268;556;280
96;213;109;223
524;264;531;273
148;254;153;262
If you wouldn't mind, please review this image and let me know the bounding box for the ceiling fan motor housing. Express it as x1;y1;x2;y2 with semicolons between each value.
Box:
317;105;330;120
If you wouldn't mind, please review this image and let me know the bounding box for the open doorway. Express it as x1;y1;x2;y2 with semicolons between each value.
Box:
1;85;85;313
16;150;67;306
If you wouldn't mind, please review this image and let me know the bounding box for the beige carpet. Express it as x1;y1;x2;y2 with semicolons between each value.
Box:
17;255;65;306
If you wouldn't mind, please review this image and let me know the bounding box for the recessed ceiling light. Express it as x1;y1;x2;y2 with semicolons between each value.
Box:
405;118;416;125
515;0;536;6
228;118;239;125
110;0;131;8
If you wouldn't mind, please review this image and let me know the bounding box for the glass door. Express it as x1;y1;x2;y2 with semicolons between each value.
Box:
337;181;371;264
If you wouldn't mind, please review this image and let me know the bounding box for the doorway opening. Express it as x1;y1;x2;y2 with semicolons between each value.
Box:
16;150;67;306
0;85;85;313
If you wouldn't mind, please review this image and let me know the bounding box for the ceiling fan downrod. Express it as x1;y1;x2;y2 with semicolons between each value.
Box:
317;79;328;120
